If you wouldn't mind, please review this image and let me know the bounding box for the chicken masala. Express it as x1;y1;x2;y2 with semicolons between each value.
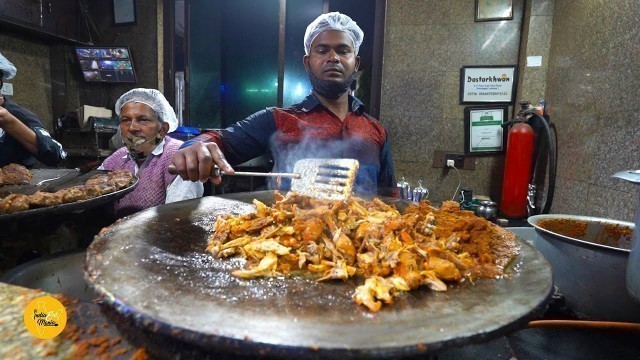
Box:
207;191;519;312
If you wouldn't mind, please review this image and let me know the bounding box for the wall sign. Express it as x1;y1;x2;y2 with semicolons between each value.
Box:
475;0;513;22
459;65;517;104
464;105;508;155
113;0;137;25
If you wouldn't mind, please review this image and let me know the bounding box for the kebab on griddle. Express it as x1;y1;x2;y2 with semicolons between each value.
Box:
0;167;135;214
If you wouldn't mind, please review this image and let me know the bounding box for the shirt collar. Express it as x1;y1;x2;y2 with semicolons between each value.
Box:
298;93;366;115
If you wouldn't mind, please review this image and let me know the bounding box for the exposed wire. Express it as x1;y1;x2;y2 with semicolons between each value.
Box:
450;164;462;201
77;0;101;44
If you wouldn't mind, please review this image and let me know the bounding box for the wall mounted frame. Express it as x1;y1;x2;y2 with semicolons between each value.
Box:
464;105;508;155
475;0;513;22
460;65;517;104
113;0;137;25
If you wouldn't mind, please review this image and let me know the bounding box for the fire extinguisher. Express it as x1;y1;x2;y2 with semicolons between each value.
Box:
500;120;535;218
500;101;557;218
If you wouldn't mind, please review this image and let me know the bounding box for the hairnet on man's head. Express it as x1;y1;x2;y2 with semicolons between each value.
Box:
304;12;364;56
115;88;178;133
0;51;17;80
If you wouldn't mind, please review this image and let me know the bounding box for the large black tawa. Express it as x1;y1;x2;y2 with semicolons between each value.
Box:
85;191;553;359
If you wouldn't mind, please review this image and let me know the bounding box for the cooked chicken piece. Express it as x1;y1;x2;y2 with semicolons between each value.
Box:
106;169;134;189
97;183;117;195
208;191;520;312
298;217;325;243
56;186;87;203
76;184;102;199
253;199;271;218
0;194;30;214
109;175;133;189
107;169;133;179
419;270;447;291
243;239;291;259
1;163;32;185
354;278;383;312
0;168;4;185
333;229;356;264
85;174;109;186
243;217;274;233
27;191;64;208
0;197;7;214
353;275;395;312
317;259;355;281
232;252;281;278
427;257;461;281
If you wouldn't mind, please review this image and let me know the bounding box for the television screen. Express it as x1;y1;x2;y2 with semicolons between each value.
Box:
75;46;137;83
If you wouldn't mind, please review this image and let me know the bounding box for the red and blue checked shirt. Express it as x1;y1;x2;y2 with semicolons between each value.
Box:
184;94;397;196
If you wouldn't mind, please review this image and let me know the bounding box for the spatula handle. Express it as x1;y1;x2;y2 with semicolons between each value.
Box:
166;165;300;179
212;168;301;179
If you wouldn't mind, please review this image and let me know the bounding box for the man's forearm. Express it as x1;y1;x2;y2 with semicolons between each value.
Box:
1;115;38;154
180;131;224;150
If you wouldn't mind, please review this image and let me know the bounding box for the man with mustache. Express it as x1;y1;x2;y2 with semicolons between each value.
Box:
171;12;396;195
100;88;203;217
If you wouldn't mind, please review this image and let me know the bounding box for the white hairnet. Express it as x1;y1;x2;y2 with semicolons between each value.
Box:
304;12;364;56
115;88;178;133
0;51;17;80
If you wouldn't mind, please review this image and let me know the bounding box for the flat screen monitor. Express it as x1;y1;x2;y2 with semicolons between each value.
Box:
75;46;137;83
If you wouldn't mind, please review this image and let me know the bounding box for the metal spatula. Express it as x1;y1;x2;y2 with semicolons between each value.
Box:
213;158;359;201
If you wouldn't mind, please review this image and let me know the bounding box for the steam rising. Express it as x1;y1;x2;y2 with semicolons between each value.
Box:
268;131;377;194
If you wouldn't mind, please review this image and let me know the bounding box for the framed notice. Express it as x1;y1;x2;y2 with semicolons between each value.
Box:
464;105;508;155
113;0;137;25
475;0;513;22
460;65;517;104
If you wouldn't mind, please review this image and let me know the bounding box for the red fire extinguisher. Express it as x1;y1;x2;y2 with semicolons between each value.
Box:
500;121;535;218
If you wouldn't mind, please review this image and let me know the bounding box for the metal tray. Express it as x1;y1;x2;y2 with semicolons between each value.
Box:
0;169;137;221
85;191;553;359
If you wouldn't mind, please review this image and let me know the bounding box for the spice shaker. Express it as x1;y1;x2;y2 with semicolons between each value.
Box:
397;176;412;201
412;180;429;203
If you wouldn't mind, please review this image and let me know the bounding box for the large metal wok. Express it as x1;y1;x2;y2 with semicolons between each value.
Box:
528;214;640;322
85;191;553;358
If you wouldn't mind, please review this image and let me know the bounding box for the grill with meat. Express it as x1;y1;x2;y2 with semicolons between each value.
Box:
0;170;135;214
0;164;32;185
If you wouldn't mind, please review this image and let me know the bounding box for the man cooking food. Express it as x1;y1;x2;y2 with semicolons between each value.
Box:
170;12;397;196
0;51;67;168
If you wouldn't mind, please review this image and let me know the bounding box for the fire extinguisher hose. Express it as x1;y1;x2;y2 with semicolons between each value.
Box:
531;113;557;214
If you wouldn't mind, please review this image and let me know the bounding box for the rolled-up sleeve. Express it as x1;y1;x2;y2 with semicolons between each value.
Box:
179;109;276;166
33;127;67;166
